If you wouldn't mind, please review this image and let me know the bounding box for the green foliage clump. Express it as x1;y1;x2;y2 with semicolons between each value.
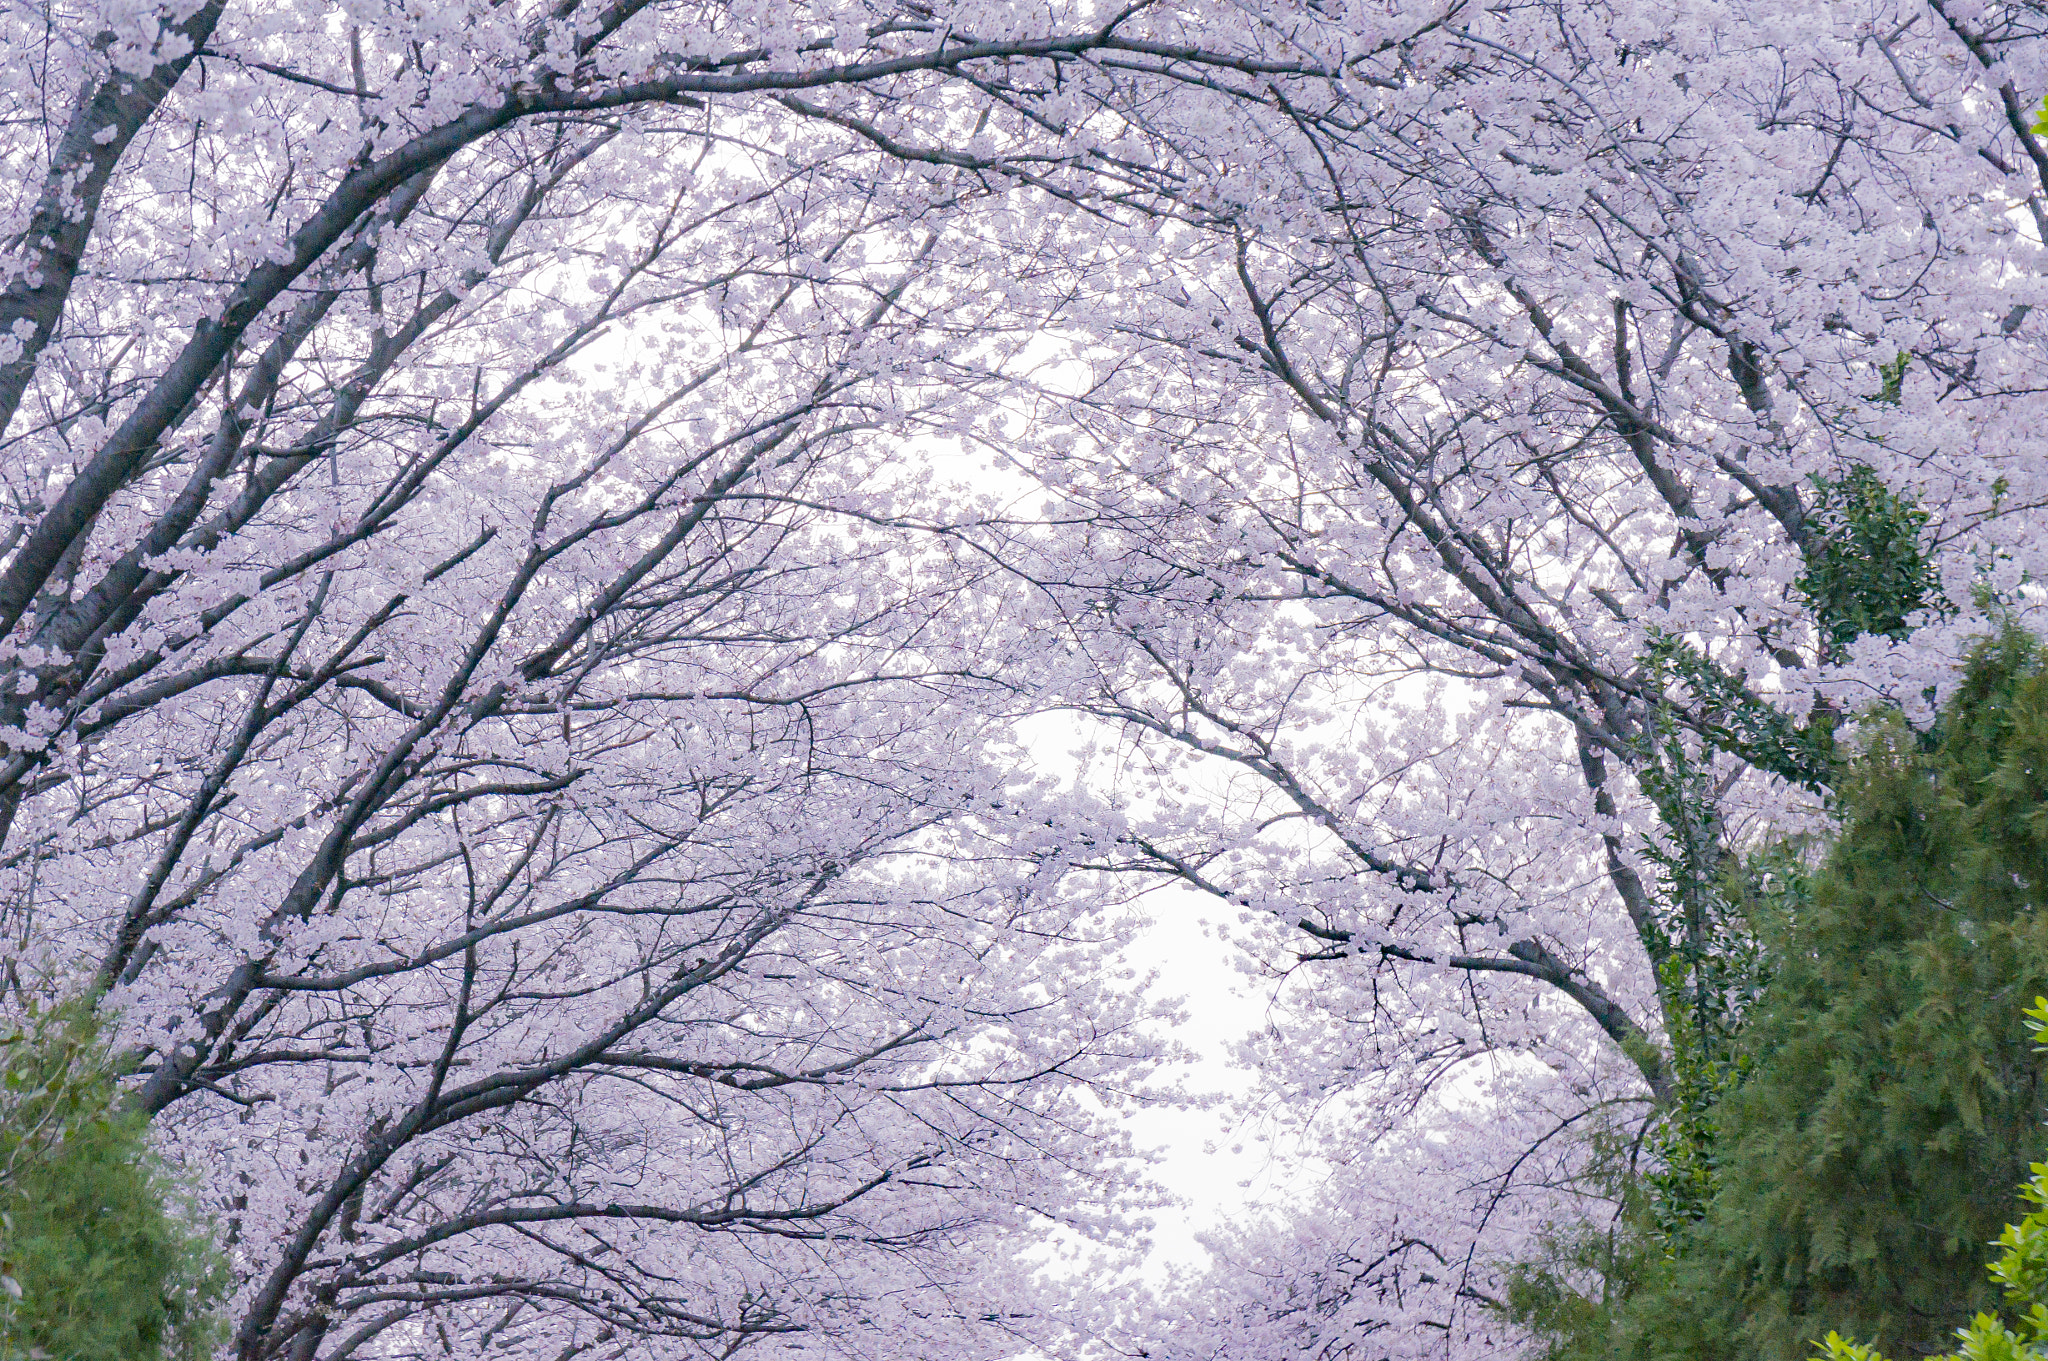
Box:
1814;998;2048;1361
0;997;226;1361
1630;664;1806;1236
1642;632;1838;796
1797;464;1940;657
1629;630;2048;1361
1499;631;2048;1361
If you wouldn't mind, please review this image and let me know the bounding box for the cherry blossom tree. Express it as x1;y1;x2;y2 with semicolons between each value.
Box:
910;0;2048;1350
12;0;2048;1356
0;2;1293;1357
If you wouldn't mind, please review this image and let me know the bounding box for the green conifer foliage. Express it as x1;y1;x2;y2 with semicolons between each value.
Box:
1637;631;2048;1361
0;998;225;1361
1498;448;1956;1361
1817;998;2048;1361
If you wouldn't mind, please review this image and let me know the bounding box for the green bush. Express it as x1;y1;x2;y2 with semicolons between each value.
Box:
1814;999;2048;1361
1501;631;2048;1361
0;997;225;1361
1664;633;2048;1360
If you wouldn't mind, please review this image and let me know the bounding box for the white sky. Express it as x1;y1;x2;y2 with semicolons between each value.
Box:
1115;888;1297;1267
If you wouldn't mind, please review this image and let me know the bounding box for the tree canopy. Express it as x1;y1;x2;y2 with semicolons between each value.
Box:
0;0;2046;1356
